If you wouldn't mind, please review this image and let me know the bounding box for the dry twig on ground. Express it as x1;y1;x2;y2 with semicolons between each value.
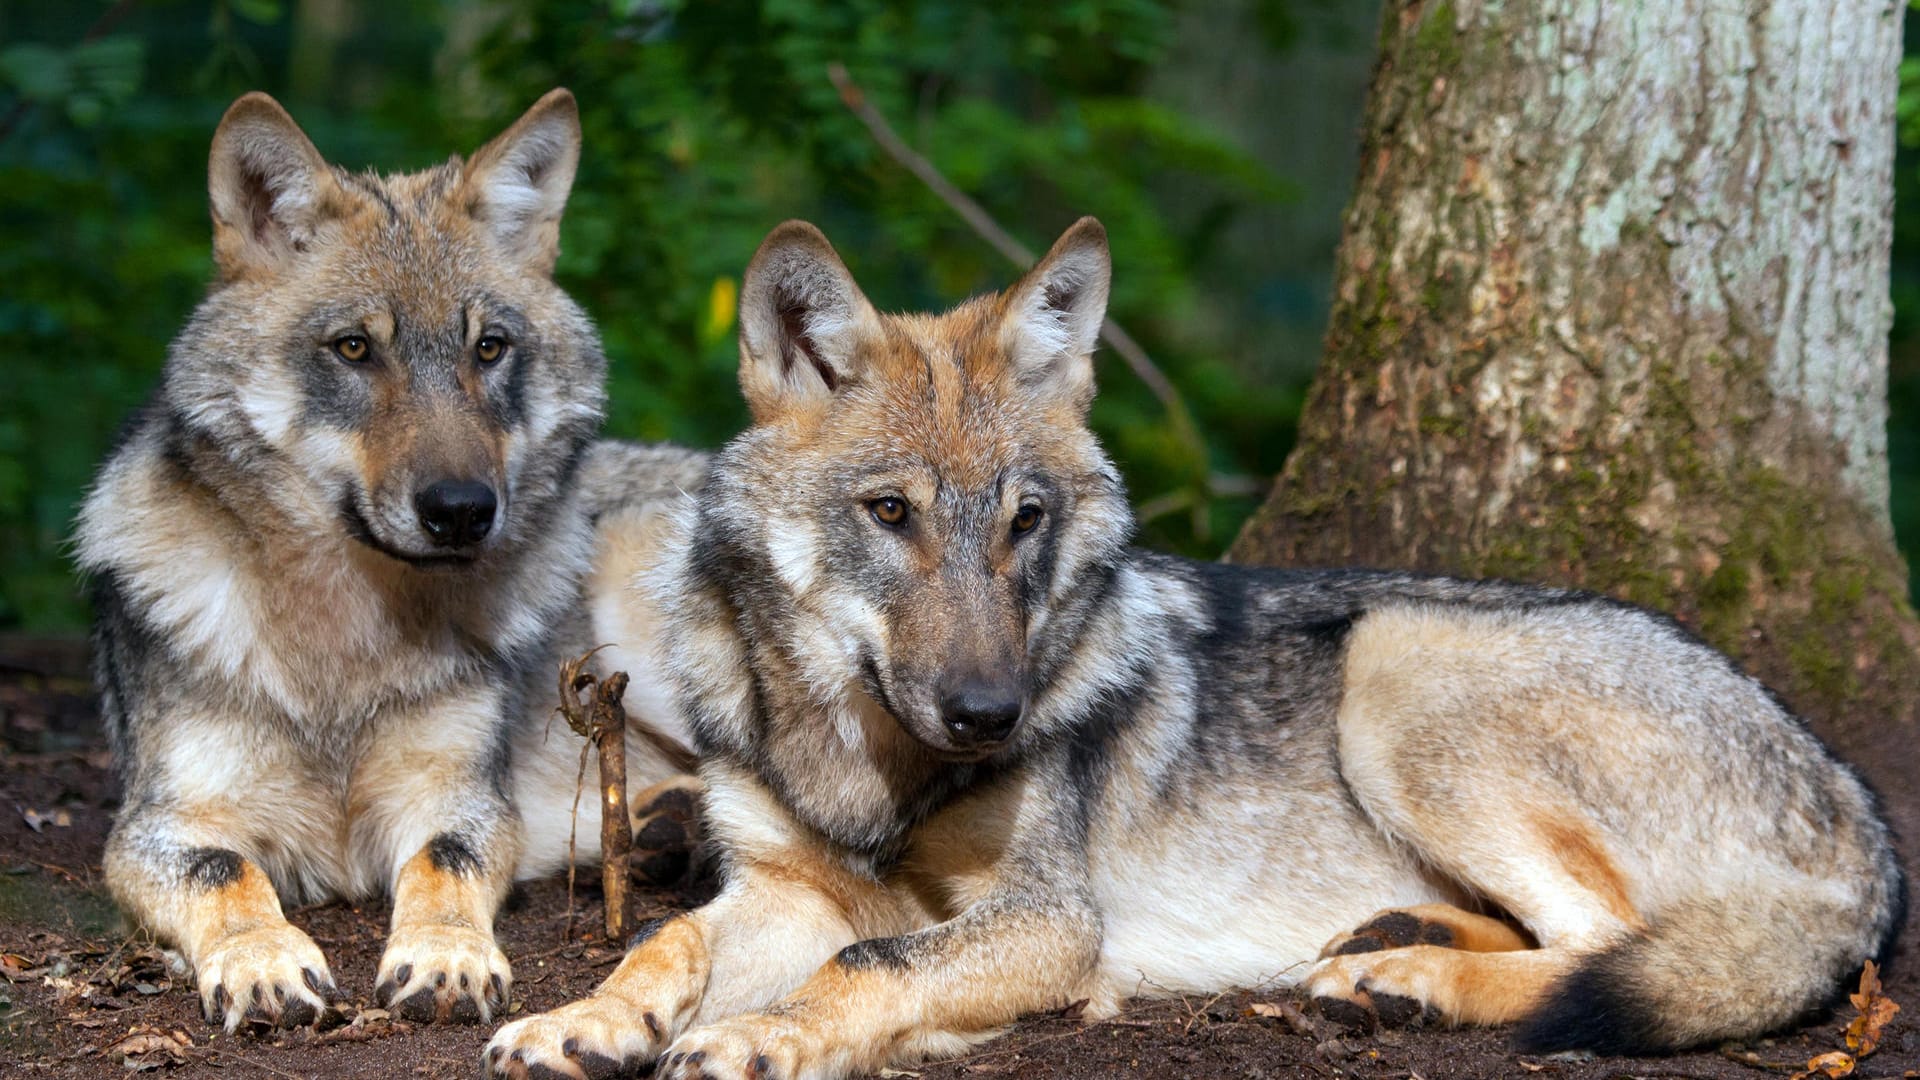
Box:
556;648;634;940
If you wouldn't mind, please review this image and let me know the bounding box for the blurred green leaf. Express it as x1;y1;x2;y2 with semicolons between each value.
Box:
1;43;74;101
228;0;285;25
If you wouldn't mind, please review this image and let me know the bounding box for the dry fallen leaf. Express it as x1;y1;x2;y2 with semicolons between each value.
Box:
43;973;89;1006
104;1025;195;1072
1790;1050;1856;1080
1245;999;1315;1037
1845;960;1900;1058
310;1005;411;1045
1;953;42;982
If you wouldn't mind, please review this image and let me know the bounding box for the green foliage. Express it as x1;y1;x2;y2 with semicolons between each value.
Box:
1887;9;1920;602
0;0;1313;630
12;0;1909;632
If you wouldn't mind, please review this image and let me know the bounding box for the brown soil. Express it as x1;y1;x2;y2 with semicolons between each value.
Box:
4;646;1916;1080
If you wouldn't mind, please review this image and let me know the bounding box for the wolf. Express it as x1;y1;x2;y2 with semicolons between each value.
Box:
75;89;705;1033
484;217;1903;1079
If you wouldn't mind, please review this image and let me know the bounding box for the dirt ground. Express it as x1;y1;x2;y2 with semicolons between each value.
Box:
4;640;1918;1080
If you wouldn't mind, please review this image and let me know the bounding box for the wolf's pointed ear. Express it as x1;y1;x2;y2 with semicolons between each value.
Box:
1000;217;1110;410
462;88;581;274
737;221;881;423
208;92;338;282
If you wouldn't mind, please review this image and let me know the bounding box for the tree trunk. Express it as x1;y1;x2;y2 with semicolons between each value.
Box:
1230;0;1920;910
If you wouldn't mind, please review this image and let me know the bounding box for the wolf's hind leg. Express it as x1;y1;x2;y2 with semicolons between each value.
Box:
1321;904;1530;958
1307;946;1579;1031
1316;608;1652;1032
1309;905;1540;1030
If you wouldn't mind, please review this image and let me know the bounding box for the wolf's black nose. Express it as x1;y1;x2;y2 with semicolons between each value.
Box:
939;684;1023;747
415;480;497;547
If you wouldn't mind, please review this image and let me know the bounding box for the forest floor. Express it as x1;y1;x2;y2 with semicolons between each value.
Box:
4;639;1918;1080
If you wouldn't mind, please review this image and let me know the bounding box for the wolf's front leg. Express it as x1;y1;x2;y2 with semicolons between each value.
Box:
356;688;521;1024
485;772;919;1079
375;833;517;1022
655;886;1101;1080
105;809;339;1031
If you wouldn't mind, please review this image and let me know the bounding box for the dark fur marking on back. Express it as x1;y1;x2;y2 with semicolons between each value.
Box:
1295;614;1356;645
836;936;913;971
184;847;245;890
426;833;482;876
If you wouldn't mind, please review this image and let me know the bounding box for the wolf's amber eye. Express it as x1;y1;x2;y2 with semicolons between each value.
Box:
1011;505;1043;536
475;336;506;365
869;497;909;528
333;335;370;363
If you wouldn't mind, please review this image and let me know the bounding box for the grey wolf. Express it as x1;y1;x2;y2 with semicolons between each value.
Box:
484;217;1902;1078
76;89;704;1033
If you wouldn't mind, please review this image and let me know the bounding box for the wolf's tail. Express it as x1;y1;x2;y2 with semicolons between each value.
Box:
1513;866;1906;1055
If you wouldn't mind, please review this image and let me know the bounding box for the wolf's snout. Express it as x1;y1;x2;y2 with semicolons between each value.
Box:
414;480;497;547
938;680;1023;747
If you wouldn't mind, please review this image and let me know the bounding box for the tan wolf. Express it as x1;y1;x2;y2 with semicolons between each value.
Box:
484;218;1902;1078
76;90;704;1033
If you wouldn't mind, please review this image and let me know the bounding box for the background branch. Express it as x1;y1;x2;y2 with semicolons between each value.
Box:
826;62;1265;536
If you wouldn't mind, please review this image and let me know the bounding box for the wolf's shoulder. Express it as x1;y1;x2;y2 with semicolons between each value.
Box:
74;399;200;576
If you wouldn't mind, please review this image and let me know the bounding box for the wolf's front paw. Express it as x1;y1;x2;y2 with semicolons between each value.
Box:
196;923;339;1032
484;996;665;1080
376;923;509;1024
660;1015;854;1080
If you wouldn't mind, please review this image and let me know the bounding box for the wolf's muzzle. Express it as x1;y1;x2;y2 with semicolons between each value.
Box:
414;480;497;548
938;680;1023;748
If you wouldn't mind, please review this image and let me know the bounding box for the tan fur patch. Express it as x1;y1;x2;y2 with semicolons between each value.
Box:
1531;815;1644;932
390;849;492;930
187;859;286;956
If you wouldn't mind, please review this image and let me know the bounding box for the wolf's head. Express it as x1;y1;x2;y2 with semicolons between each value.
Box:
701;219;1134;761
160;90;604;567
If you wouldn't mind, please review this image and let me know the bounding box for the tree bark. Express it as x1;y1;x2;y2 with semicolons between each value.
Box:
1231;0;1920;901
